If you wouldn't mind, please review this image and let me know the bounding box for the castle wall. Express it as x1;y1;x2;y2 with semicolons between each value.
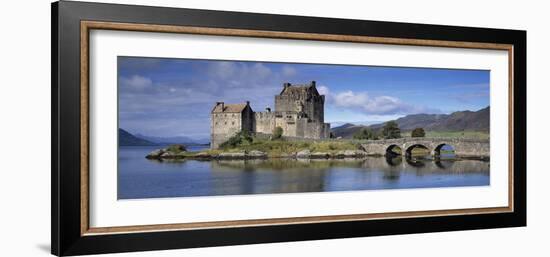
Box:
274;113;299;137
254;111;276;134
211;113;242;149
323;123;331;138
301;95;325;122
301;120;328;139
274;95;294;113
241;106;254;133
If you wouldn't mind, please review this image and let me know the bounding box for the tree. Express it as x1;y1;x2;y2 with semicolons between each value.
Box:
382;121;401;139
353;128;376;140
411;127;426;138
272;126;283;140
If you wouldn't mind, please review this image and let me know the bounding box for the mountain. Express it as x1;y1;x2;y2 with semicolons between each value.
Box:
119;128;156;146
135;134;210;145
331;107;490;138
330;123;368;139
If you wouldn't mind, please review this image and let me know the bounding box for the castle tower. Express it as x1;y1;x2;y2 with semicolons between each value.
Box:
210;101;254;149
274;81;325;123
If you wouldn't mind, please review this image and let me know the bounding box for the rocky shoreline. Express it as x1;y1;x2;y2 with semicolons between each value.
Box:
144;145;489;161
145;147;370;160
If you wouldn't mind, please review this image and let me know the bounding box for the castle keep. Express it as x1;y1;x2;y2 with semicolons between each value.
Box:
211;81;331;149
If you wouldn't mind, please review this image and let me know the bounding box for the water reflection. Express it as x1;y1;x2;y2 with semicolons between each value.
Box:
385;156;402;166
118;146;490;199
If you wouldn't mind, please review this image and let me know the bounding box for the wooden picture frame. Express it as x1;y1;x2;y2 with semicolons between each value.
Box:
52;1;526;256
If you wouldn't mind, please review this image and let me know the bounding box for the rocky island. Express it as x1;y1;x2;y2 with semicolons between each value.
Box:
145;140;369;161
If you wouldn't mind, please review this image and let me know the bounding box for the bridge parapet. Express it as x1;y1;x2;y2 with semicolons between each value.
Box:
359;137;490;158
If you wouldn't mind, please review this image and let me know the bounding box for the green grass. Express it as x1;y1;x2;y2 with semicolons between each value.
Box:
166;144;186;153
218;138;360;157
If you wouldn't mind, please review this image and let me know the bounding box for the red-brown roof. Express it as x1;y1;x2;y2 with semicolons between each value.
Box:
211;103;248;113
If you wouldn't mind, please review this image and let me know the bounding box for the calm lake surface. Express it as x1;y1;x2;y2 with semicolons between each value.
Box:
118;146;490;199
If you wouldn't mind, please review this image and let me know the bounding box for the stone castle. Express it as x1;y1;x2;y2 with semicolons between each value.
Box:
210;81;331;149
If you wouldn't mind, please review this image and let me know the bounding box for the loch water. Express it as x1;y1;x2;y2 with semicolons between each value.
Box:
118;146;490;199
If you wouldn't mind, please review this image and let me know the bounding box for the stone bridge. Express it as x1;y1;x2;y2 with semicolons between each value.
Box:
360;137;490;158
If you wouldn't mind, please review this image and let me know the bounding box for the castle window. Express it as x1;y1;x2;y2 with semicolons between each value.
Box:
224;122;227;125
232;121;235;125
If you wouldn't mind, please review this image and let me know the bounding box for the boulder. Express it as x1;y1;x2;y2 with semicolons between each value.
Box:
145;149;164;159
356;150;367;157
160;151;176;158
343;150;357;157
334;151;346;158
296;150;311;159
279;152;296;158
310;152;329;159
218;152;246;159
247;150;267;159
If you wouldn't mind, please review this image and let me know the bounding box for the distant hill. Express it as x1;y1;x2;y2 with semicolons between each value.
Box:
331;107;490;138
119;128;156;146
135;134;209;145
330;123;368;139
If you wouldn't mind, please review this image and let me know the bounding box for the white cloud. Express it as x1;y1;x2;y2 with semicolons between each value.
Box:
207;62;272;85
323;86;438;115
281;65;297;77
119;75;152;91
317;85;330;96
207;61;237;80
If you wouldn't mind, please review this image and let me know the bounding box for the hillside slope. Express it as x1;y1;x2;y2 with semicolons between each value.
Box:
332;107;490;138
119;128;156;146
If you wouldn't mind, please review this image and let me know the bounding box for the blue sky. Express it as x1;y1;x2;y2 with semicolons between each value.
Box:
118;56;489;139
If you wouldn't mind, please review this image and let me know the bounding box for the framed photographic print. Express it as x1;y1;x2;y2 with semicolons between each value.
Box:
51;1;526;256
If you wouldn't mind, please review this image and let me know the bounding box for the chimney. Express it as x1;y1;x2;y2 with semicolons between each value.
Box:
283;82;291;88
266;106;271;112
311;81;316;87
246;101;250;106
217;101;224;110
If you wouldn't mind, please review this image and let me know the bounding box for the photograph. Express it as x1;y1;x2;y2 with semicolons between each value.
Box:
117;57;491;199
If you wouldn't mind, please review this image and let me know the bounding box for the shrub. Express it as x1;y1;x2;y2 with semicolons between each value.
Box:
411;127;426;137
219;130;253;148
272;126;283;140
382;121;401;139
166;144;186;153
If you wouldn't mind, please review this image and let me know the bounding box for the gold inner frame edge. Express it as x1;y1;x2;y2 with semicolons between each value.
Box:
80;20;515;236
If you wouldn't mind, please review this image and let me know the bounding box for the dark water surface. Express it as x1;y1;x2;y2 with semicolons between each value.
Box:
118;146;490;199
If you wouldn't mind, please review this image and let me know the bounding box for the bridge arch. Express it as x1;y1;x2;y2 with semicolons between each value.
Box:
405;144;430;158
385;144;402;156
433;143;456;158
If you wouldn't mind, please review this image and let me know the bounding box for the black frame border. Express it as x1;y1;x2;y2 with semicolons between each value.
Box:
52;1;526;256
